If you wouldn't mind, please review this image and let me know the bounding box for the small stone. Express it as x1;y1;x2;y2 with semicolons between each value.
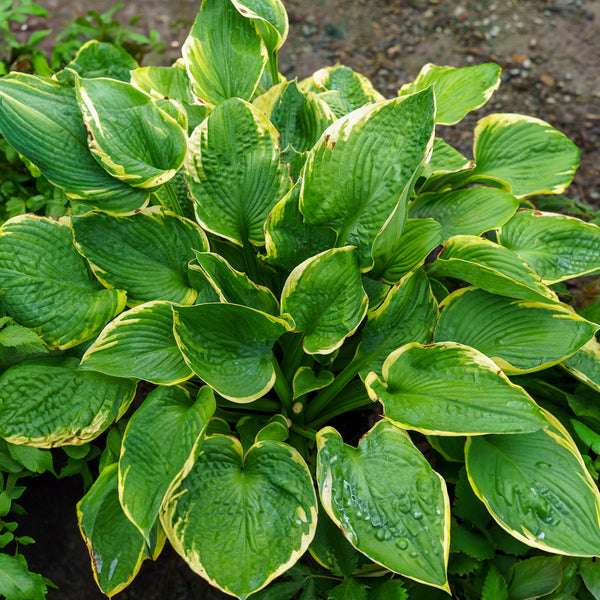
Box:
490;25;501;37
546;96;556;104
529;38;537;48
511;53;529;64
540;74;555;87
522;58;532;69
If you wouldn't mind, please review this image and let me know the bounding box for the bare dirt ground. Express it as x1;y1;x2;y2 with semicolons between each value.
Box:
13;0;600;598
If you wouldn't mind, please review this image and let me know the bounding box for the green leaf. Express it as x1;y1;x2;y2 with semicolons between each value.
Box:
231;0;289;55
450;520;495;560
563;339;600;393
354;268;438;378
281;247;368;354
369;579;408;600
80;301;193;385
76;76;188;188
453;467;490;531
409;187;519;241
0;356;136;447
173;303;290;402
6;443;53;474
316;420;450;591
482;565;509;600
300;89;435;270
0;73;148;213
72;207;208;306
191;251;279;315
398;63;501;125
497;210;600;284
182;0;267;105
0;323;47;350
78;464;147;597
63;40;138;81
328;578;367;600
508;556;563;600
301;65;385;113
0;553;50;600
161;434;317;599
372;217;443;283
365;341;545;435
185;97;291;246
264;182;336;272
119;385;215;540
580;558;600;600
427;235;558;302
428;137;471;174
293;367;335;399
470;114;580;197
131;65;195;102
466;410;600;556
434;287;597;374
0;215;126;350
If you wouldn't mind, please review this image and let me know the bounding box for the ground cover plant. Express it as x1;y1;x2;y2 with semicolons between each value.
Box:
1;0;600;598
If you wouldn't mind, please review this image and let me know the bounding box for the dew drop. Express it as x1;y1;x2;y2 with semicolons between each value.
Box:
413;511;423;520
375;528;387;541
396;538;409;550
409;551;418;559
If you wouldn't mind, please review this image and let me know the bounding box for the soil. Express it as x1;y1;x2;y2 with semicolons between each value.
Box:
10;0;600;598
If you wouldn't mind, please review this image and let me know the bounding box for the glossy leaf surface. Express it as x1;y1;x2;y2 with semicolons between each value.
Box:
161;435;317;599
0;215;125;349
185;97;291;246
173;303;290;401
119;386;215;539
365;342;545;435
0;357;136;447
316;420;450;590
300;90;435;270
80;301;193;385
466;411;600;556
434;287;597;374
72;208;208;306
399;63;501;125
281;247;368;354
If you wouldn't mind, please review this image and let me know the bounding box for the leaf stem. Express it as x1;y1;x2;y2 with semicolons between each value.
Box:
242;238;261;283
271;353;293;415
290;423;317;441
280;332;306;381
310;387;374;430
154;180;183;216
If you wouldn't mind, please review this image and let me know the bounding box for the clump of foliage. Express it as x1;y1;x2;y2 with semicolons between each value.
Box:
1;0;600;598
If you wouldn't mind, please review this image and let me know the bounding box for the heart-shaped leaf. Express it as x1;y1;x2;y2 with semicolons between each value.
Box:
300;89;435;270
365;342;545;435
80;301;193;385
434;287;597;374
63;40;138;81
0;215;125;349
161;434;317;599
173;303;291;402
281;246;368;354
398;63;501;125
466;410;600;556
316;420;450;590
0;73;148;213
72;208;208;306
119;385;215;539
185;97;291;246
0;356;136;447
497;210;600;283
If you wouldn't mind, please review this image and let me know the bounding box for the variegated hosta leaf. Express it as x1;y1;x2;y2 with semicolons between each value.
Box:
76;76;188;188
0;215;126;350
316;420;450;591
398;63;501;125
427;235;558;303
80;301;193;385
62;40;138;81
300;89;435;270
78;464;148;597
182;0;267;105
119;386;215;539
466;410;600;556
428;138;471;174
0;356;136;447
354;268;438;378
281;247;368;354
161;434;317;599
185;97;292;246
471;114;580;197
173;303;291;402
434;287;597;374
497;210;600;283
231;0;289;55
372;218;443;283
365;342;545;435
408;187;519;241
300;65;385;113
0;73;148;213
264;182;336;272
191;251;279;315
562;338;600;393
293;367;334;399
72;207;209;306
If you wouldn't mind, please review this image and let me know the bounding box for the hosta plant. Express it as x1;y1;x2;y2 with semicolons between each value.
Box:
1;0;600;598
